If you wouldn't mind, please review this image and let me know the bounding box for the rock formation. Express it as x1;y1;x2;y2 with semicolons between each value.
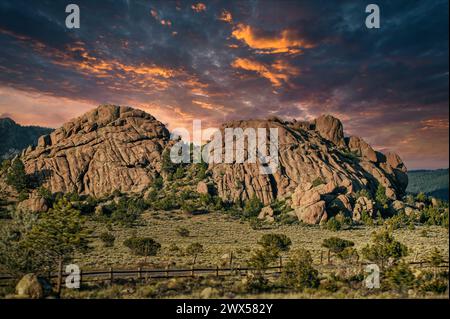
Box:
21;105;170;198
13;105;409;224
208;116;407;211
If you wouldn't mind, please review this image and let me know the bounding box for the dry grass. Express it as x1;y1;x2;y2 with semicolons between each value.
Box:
76;210;449;270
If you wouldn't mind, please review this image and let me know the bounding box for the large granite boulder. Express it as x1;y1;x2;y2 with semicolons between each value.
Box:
22;105;170;198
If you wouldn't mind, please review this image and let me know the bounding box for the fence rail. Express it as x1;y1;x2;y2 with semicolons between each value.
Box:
0;259;448;287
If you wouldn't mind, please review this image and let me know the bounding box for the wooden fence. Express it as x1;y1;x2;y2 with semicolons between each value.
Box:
0;258;448;288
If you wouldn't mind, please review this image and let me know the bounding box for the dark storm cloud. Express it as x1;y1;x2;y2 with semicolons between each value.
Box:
0;0;448;169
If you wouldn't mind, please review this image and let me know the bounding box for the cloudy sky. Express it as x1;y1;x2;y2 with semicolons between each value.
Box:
0;0;448;169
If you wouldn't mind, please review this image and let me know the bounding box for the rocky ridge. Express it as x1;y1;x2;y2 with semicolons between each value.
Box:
4;105;410;224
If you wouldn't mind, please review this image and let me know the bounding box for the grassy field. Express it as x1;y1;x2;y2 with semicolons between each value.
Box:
76;210;449;270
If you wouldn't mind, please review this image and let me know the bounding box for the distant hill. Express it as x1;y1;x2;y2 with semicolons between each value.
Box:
0;117;53;160
407;169;449;200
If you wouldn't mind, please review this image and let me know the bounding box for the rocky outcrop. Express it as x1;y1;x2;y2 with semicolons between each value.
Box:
352;196;375;221
17;191;48;213
345;136;377;162
17;106;408;221
21;105;170;198
209;115;407;208
15;274;51;299
314;114;346;148
258;206;274;222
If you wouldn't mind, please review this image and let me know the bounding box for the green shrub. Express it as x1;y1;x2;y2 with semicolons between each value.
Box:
5;159;28;192
322;237;355;254
312;177;325;187
257;233;292;253
375;184;389;211
281;249;319;290
186;242;204;265
324;217;342;231
99;232;115;247
176;227;190;237
384;262;415;293
361;229;408;268
173;166;185;180
123;237;161;256
355;189;372;200
152;176;164;191
416;192;427;203
243;196;263;218
109;197;145;226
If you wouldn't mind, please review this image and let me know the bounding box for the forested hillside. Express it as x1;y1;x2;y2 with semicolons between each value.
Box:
0;117;53;159
407;169;449;200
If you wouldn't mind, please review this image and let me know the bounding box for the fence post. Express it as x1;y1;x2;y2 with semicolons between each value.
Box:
137;266;142;280
165;265;170;278
56;258;63;297
216;265;219;277
191;265;195;277
279;256;283;272
327;250;331;264
109;267;114;285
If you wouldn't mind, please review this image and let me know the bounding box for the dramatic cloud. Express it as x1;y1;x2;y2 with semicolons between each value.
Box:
231;58;299;87
231;23;315;54
0;0;448;169
191;3;206;13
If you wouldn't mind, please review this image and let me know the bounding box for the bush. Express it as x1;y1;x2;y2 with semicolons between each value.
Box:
243;196;263;218
416;192;427;203
375;184;389;211
109;197;146;226
123;237;161;256
361;229;408;268
257;234;292;253
281;249;320;290
322;237;355;254
312;177;325;187
186;242;204;265
176;227;190;237
153;195;179;211
248;248;278;271
384;262;415;294
152;176;164;191
172;166;184;180
99;232;115;247
355;189;372;200
249;219;265;230
324;217;342;231
5;159;28;192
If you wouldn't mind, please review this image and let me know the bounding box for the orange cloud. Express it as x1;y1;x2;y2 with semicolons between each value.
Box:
231;23;314;54
191;3;206;12
218;9;232;23
231;58;299;87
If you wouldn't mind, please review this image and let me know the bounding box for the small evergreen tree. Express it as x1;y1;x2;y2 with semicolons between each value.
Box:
257;233;292;253
281;249;319;290
361;229;408;269
6;158;28;192
243;196;263;218
186;242;204;265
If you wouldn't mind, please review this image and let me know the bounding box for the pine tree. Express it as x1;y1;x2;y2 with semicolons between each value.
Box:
6;158;28;192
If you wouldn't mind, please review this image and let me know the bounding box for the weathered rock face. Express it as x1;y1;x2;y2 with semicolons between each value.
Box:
18;106;408;221
22;105;170;197
17;191;48;213
345;136;377;162
209;115;408;208
352;196;375;221
314;114;346;148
